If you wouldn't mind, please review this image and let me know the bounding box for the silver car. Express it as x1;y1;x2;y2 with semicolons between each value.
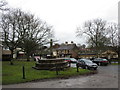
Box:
77;59;98;70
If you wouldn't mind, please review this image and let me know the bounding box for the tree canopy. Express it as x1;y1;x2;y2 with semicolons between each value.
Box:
76;18;118;55
1;8;53;61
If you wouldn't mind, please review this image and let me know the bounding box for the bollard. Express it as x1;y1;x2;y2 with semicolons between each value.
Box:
56;64;59;75
22;66;25;79
76;63;79;72
69;62;71;67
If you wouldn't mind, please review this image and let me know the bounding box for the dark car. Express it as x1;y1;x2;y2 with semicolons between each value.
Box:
64;58;78;63
92;58;109;66
77;59;98;70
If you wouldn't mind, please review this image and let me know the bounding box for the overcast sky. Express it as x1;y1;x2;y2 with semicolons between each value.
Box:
6;0;119;45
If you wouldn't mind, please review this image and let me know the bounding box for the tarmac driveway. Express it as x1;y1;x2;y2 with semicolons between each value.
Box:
2;64;119;88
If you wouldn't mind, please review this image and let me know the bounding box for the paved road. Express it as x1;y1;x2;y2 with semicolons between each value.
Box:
2;64;118;88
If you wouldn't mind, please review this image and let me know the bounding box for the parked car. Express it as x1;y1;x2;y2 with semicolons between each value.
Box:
64;58;71;63
92;58;109;66
64;58;78;63
77;58;98;70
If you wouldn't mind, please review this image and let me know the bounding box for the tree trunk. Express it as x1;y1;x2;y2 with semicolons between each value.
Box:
26;54;30;61
10;50;14;65
95;46;99;58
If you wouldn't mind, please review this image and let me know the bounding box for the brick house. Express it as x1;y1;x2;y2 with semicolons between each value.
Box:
100;50;118;59
78;48;97;59
2;50;11;61
53;41;79;58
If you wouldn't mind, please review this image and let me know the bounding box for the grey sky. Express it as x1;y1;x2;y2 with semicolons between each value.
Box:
6;0;119;45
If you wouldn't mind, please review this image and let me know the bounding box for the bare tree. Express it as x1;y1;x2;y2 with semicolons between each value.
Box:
1;9;23;64
16;10;53;61
107;22;119;59
1;8;53;62
107;23;118;46
77;18;120;59
0;0;9;11
77;18;110;53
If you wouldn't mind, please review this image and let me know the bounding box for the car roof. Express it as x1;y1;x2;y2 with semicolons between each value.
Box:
94;58;107;60
79;59;91;61
79;58;90;60
95;58;106;59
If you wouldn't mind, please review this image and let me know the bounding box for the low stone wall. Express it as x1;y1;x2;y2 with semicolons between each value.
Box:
33;58;69;70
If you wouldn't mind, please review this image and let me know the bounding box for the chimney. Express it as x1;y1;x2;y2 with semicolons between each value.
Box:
65;41;68;45
71;41;74;44
50;39;53;48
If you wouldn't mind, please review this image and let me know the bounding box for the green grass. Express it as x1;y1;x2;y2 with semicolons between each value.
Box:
2;61;94;85
0;61;2;85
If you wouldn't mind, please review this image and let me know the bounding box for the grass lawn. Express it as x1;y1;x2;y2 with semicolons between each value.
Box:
0;61;2;85
2;61;95;85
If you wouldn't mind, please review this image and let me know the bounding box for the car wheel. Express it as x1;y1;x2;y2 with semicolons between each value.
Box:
85;66;88;69
94;68;97;70
96;63;99;66
82;66;86;69
82;67;85;69
87;67;91;70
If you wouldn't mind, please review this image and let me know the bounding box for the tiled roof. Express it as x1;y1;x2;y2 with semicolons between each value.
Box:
55;44;77;50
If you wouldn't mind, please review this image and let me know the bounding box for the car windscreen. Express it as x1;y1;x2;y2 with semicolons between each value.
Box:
78;59;89;61
102;59;107;61
94;58;102;61
79;59;89;61
84;60;93;64
70;58;76;61
95;58;107;61
64;58;70;60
